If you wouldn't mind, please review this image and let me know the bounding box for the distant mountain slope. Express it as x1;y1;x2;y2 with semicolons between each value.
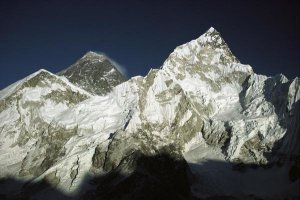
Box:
0;69;90;178
58;51;127;95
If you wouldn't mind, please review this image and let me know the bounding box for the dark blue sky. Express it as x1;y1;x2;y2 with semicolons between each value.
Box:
0;0;299;89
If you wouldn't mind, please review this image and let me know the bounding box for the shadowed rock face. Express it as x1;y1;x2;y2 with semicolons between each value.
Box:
86;152;192;200
0;153;192;200
58;51;127;95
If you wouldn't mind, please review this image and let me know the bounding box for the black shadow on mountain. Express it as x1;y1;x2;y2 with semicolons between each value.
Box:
1;153;299;200
262;75;291;127
0;176;73;200
82;153;192;200
0;153;192;200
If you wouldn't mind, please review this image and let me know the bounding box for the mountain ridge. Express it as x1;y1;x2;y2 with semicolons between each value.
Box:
0;27;299;199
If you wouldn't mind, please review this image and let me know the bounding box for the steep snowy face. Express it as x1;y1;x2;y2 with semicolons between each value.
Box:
161;27;254;121
142;28;300;166
96;28;300;198
58;51;127;95
163;27;252;83
0;69;90;177
94;27;299;178
236;74;300;163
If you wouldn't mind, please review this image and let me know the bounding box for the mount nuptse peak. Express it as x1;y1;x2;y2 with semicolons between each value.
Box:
0;27;299;199
58;51;127;95
169;27;240;65
163;28;251;92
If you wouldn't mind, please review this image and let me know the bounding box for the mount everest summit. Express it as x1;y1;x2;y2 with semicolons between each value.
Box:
0;27;299;200
58;52;127;95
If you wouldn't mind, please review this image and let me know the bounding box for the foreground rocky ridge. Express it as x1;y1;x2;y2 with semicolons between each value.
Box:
0;27;299;199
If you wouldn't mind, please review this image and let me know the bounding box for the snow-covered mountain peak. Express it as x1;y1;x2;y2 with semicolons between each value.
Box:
0;68;91;102
32;68;50;74
21;68;52;81
26;68;54;80
0;69;56;100
0;28;299;199
58;52;127;95
202;26;223;41
161;27;252;95
167;27;239;65
207;26;217;33
81;51;107;61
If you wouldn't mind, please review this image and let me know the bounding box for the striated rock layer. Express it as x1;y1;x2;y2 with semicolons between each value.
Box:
0;27;299;199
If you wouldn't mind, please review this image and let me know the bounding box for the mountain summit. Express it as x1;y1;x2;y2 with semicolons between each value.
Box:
0;28;299;199
58;51;127;95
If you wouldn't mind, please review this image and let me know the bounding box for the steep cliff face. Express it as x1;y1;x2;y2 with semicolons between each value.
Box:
0;27;299;199
58;51;127;95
